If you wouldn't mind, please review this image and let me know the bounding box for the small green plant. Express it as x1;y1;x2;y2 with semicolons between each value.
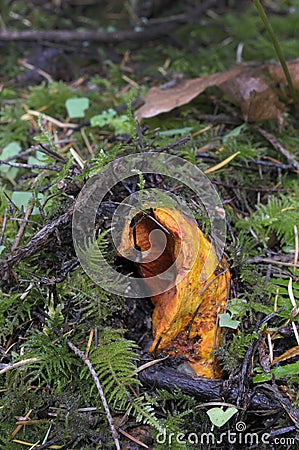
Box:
79;328;161;430
34;114;59;153
0;103;30;147
90;107;136;135
237;193;299;248
207;406;238;428
27;81;76;117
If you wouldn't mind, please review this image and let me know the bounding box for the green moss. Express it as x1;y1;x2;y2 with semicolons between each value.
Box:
0;103;30;147
27;81;77;117
1;1;299;446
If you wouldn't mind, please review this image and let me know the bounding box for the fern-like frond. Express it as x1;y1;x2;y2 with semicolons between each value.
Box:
20;328;80;389
237;193;299;247
79;328;162;430
74;233;125;294
80;328;139;409
129;394;162;431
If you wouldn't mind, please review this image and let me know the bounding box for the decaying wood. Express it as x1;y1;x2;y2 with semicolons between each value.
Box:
0;204;74;283
138;365;282;413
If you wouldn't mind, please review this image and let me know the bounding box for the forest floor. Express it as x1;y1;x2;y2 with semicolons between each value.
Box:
0;1;299;449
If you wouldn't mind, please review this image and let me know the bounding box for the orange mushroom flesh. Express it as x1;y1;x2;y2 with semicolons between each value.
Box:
118;208;230;378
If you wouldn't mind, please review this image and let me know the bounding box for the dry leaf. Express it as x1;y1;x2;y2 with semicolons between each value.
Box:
266;58;299;90
118;208;230;378
272;345;299;365
219;71;284;123
135;65;245;120
135;59;299;123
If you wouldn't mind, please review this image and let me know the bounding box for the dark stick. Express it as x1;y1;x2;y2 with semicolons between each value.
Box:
258;384;299;426
38;143;67;163
138;365;281;412
11;204;34;252
0;208;8;246
0;160;60;171
158;136;191;152
29;437;61;450
253;125;299;172
0;25;175;44
39;259;80;285
212;180;290;192
0;204;74;282
0;0;218;44
0;143;69;164
0;147;37;163
247;256;299;269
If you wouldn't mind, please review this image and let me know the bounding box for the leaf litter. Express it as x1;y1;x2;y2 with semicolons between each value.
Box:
135;59;299;124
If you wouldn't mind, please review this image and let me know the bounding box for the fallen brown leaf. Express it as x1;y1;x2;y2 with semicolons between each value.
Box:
135;59;299;123
135;65;245;120
266;58;299;91
219;71;284;123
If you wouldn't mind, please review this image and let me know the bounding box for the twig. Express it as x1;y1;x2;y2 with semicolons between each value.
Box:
235;315;263;408
0;0;218;45
118;428;148;449
37;438;59;449
288;278;299;346
0;160;60;171
247;256;299;268
0;204;74;283
147;0;219;25
258;383;299;426
0;207;8;246
38;143;67;163
139;365;281;411
251;159;293;170
0;147;36;163
0;144;66;163
22;109;77;129
40;259;80;285
8;409;32;441
19;58;53;82
212;180;290;192
0;24;175;44
253;126;299;171
294;225;298;271
135;356;169;374
0;358;39;375
11;204;34;252
158;135;191;152
67;340;121;450
196;113;241;125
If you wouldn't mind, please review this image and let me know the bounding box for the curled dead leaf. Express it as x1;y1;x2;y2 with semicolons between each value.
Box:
266;59;299;91
135;65;245;121
135;59;299;123
118;208;230;378
219;72;284;123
